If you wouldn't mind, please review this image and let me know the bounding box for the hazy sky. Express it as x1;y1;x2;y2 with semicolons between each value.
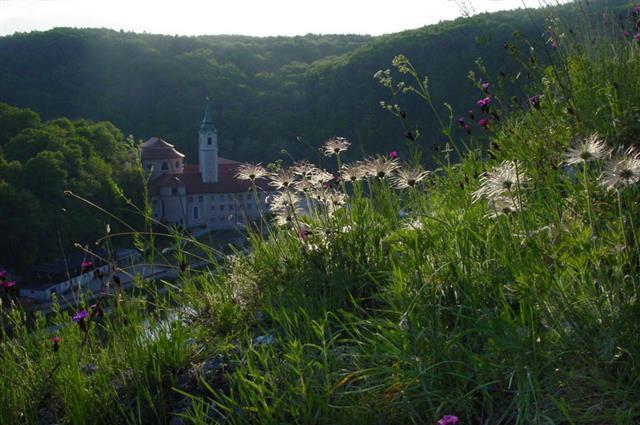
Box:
0;0;537;37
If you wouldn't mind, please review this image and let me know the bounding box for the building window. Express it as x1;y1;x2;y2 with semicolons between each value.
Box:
207;136;212;145
228;205;233;211
175;161;180;168
198;196;203;203
161;162;168;171
219;205;224;211
188;197;193;203
193;206;199;220
247;203;252;210
171;188;177;196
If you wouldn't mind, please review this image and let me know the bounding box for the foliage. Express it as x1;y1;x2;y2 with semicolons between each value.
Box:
2;1;640;424
0;103;142;271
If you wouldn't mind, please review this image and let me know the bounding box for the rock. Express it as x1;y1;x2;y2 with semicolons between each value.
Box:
252;334;275;346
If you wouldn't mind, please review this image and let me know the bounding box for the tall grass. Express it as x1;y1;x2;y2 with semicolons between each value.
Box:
2;2;640;424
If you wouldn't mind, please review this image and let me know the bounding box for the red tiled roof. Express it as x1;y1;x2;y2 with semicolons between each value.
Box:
141;137;185;160
150;158;269;195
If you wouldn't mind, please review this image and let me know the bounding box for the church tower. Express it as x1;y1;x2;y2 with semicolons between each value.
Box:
198;100;219;183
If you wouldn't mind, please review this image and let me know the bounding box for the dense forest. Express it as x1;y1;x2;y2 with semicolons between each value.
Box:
1;1;628;165
0;103;142;271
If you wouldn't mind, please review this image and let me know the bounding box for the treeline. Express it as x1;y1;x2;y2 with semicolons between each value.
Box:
0;103;142;271
0;1;628;165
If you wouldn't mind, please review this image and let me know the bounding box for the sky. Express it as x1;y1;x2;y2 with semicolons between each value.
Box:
0;0;537;37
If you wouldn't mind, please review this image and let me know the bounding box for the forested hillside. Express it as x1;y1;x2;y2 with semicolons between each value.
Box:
0;103;141;271
0;1;628;164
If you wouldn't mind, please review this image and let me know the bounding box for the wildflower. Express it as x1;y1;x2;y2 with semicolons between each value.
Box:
3;280;16;288
473;160;529;202
464;124;471;135
635;33;640;42
290;161;318;179
528;94;541;109
0;270;6;279
340;162;366;182
80;261;93;268
388;151;399;160
269;169;297;190
268;192;301;213
487;195;523;218
362;155;400;179
437;415;460;425
478;118;490;129
565;133;609;165
52;336;61;353
457;117;466;127
624;31;630;37
481;82;490;92
324;190;347;216
550;40;558;49
393;166;429;189
308;169;334;188
477;96;491;112
322;136;350;157
235;163;268;181
601;147;640;190
299;227;310;241
72;310;89;322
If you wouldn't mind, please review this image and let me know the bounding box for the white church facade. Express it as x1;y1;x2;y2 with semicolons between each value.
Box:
142;104;270;229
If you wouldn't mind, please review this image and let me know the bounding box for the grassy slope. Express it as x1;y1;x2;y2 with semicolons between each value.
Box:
2;2;640;424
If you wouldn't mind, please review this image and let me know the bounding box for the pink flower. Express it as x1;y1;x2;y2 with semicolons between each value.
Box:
624;31;630;37
0;270;6;279
388;151;399;160
438;415;459;425
550;40;558;50
481;82;490;92
478;118;490;129
80;261;93;268
3;281;16;288
72;310;89;322
299;227;310;241
635;33;640;42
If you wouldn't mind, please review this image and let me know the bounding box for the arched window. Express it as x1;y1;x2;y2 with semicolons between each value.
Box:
193;206;199;220
207;136;212;145
161;162;169;171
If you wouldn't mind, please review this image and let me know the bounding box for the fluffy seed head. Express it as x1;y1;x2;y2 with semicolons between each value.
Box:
601;147;640;190
235;163;268;181
322;137;351;157
565;133;609;165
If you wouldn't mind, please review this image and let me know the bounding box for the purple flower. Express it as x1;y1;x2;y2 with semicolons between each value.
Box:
624;31;630;37
80;261;93;268
0;270;6;279
72;310;89;322
457;117;465;127
635;33;640;42
529;94;542;109
481;82;490;92
477;96;491;112
299;227;310;241
3;280;16;288
550;40;558;50
388;151;399;160
478;118;490;129
438;415;460;425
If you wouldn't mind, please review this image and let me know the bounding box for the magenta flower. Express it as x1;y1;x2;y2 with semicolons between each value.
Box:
624;31;630;37
635;33;640;42
438;415;459;425
0;270;6;279
72;310;89;322
3;281;16;288
479;118;490;129
80;261;93;268
477;96;491;112
550;40;558;50
388;151;399;160
457;117;465;127
299;227;310;241
528;94;542;109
